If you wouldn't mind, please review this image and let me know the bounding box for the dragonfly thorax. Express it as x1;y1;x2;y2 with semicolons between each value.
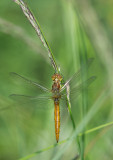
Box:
52;81;61;94
51;73;62;93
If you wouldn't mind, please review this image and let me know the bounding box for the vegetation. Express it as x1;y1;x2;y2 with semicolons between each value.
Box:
0;0;113;159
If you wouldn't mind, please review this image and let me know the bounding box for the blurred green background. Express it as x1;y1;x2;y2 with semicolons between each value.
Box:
0;0;113;160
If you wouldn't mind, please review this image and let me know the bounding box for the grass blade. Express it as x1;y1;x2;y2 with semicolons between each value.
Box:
18;118;113;160
79;121;113;136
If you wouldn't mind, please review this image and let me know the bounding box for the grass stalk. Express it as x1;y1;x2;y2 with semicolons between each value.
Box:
13;0;58;72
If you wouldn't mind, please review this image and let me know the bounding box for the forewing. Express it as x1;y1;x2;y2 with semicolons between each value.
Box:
60;58;94;92
61;76;96;102
10;72;50;93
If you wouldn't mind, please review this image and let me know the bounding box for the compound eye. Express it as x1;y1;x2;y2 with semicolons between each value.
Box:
52;73;63;81
60;76;62;81
52;75;55;81
58;75;62;81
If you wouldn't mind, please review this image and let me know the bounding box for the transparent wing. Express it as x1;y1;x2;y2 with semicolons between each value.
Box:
61;76;96;100
60;58;94;92
58;76;96;142
10;94;51;101
10;72;50;93
9;93;53;110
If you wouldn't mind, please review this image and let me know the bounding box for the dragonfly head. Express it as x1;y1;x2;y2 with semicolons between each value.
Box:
52;73;62;82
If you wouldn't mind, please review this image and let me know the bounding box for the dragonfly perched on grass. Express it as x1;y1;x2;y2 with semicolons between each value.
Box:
10;58;96;143
11;0;96;143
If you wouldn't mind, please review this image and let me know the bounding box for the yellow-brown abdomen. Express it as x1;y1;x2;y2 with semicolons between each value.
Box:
54;101;60;143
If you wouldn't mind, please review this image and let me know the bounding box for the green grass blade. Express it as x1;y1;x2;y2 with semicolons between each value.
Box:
18;119;113;160
66;84;75;129
79;121;113;136
66;82;81;155
18;139;69;160
78;25;88;160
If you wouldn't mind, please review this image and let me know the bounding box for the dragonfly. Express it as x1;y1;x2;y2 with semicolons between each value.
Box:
11;1;96;143
10;58;96;143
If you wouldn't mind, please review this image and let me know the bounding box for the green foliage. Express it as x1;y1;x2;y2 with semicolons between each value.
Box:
0;0;113;160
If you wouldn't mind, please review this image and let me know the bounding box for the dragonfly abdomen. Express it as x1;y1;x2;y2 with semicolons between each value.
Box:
54;100;60;143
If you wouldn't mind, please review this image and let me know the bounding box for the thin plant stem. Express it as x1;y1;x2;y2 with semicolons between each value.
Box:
78;24;88;160
13;0;58;72
66;83;81;156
